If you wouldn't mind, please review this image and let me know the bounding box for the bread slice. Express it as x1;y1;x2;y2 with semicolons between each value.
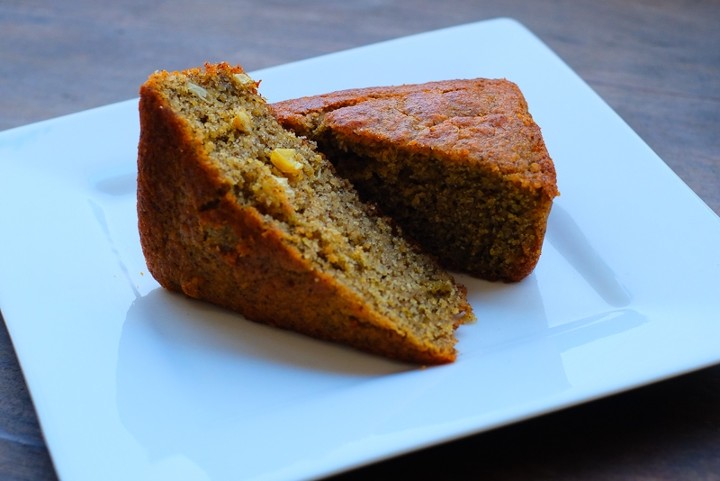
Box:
137;63;474;364
271;79;559;281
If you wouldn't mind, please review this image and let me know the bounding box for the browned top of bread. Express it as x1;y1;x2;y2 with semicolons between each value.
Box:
271;79;558;282
272;78;558;198
137;63;474;365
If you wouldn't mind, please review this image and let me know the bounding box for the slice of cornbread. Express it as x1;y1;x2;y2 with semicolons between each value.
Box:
137;63;474;364
272;79;559;281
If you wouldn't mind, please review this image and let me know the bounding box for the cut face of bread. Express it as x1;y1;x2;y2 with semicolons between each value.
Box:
137;63;474;365
271;80;559;281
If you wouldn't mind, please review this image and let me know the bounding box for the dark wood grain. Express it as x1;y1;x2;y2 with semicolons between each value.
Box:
1;1;719;480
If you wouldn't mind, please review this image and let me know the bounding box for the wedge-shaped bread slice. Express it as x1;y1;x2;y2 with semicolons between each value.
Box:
137;64;474;364
271;79;559;281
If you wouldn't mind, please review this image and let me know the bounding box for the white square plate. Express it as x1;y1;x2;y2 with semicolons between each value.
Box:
2;18;719;481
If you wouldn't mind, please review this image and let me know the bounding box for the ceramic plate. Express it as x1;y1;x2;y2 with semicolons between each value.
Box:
1;18;719;481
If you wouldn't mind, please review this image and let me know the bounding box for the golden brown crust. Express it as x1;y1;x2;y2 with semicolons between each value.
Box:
137;64;472;364
271;79;558;281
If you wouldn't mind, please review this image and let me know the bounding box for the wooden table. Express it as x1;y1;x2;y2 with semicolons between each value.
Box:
2;1;719;479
